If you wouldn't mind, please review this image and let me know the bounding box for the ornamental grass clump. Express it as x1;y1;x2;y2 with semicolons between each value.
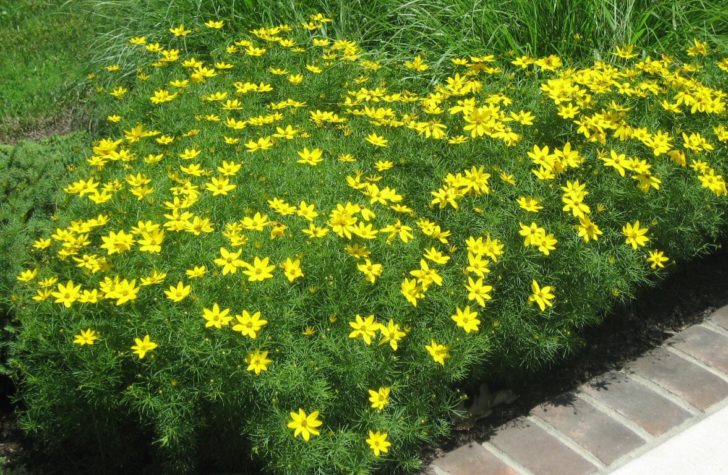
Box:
9;14;728;474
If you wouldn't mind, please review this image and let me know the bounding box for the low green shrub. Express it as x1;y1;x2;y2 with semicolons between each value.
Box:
0;134;88;376
9;14;727;474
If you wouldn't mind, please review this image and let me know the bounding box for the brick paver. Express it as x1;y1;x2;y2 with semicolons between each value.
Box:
626;347;728;410
428;306;728;475
530;394;645;465
487;418;597;475
667;324;728;375
581;371;692;436
431;443;519;475
708;304;728;331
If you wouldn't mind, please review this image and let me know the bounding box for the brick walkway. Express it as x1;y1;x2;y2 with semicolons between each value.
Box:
429;305;728;475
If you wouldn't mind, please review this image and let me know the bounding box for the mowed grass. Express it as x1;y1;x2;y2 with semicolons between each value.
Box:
0;0;95;142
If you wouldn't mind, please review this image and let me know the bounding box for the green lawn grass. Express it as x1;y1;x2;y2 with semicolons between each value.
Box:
0;0;94;142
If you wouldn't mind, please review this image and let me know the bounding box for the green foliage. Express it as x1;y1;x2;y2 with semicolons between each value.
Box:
7;13;727;474
0;133;89;377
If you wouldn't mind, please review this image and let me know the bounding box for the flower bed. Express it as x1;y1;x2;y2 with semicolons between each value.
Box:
10;14;727;473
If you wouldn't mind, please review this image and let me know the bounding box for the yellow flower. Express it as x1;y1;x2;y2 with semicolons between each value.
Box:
110;279;140;306
245;136;274;152
232;310;268;339
281;258;304;282
100;230;134;255
79;289;100;303
401;278;424;306
378;320;406;351
51;280;82;308
404;54;429;71
519;222;545;247
73;329;99;346
179;147;200;160
110;86;127;98
368;387;391;411
577;217;602;242
517;196;543;213
150;89;177;104
366;431;391;457
204;19;224;29
17;268;38;282
537;232;558;256
296;147;323;166
529;280;555;311
465;277;493;307
217;160;242;176
423;247;450;265
169;24;191;36
375;160;393;171
451;305;481;333
202;304;233;329
622;221;649;249
410;259;443;290
349;314;378;345
296;201;318;221
245;349;272;375
205;176;236;196
302;223;329;238
186;217;214;236
137;229;164;253
33;289;53;302
425;340;448;365
613;44;638;60
242;212;271;231
380;220;413;244
242;256;276;282
365;133;388;147
33;238;52;250
164;281;191;302
38;276;58;288
272;223;288;239
186;265;207;279
687;38;709;57
214;247;245;275
131;335;158;359
357;259;383;284
140;271;166;286
647;250;669;269
287;409;323;441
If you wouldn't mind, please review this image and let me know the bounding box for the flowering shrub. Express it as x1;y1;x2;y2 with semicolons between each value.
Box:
10;14;728;473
